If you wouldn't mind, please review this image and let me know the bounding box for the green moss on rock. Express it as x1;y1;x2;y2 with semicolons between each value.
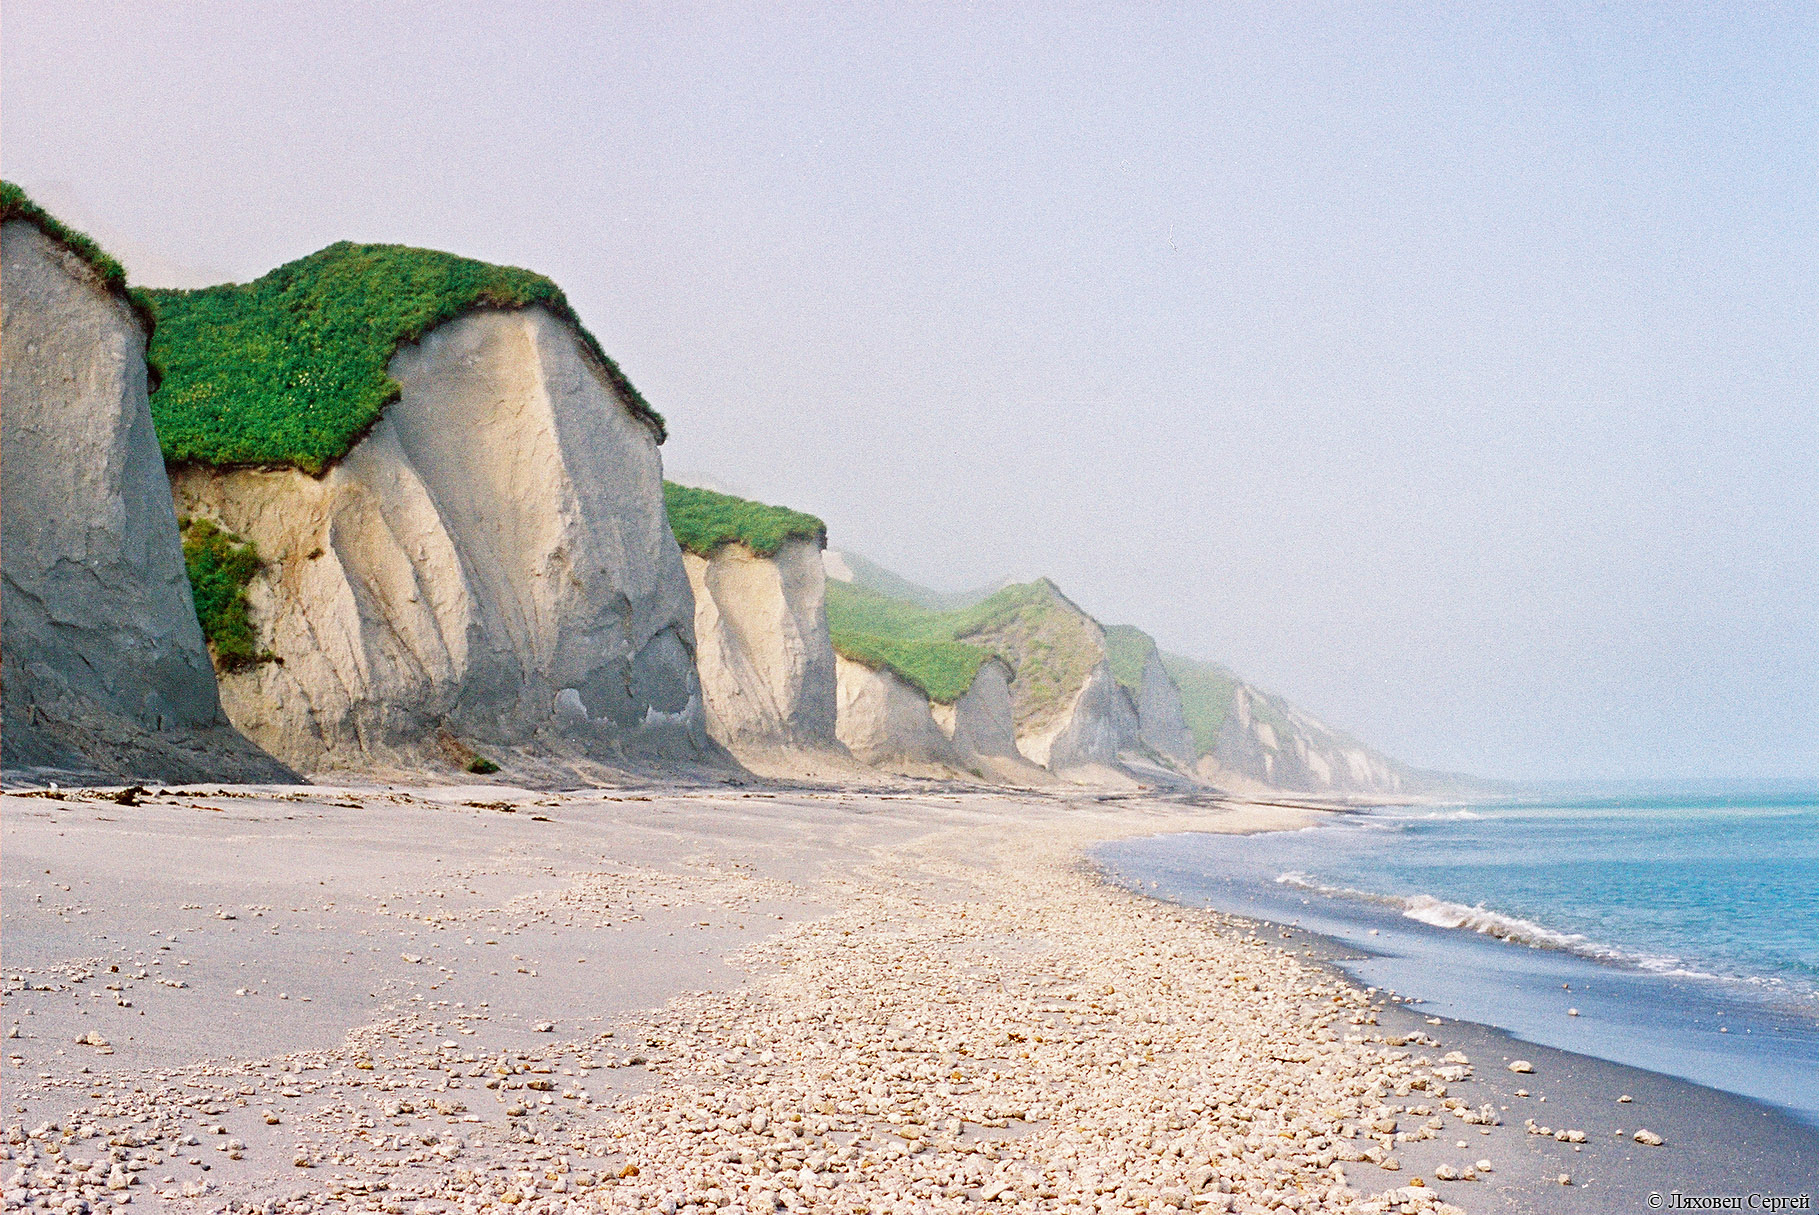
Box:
180;518;265;670
664;482;826;558
144;241;663;475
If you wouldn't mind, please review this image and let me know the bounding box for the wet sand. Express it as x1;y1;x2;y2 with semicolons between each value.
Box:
3;782;1810;1214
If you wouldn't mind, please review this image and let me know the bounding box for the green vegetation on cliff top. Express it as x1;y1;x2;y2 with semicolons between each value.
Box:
144;241;663;475
664;482;826;558
2;181;157;336
825;578;1101;726
941;580;1101;731
179;518;265;671
824;581;995;705
831;632;994;707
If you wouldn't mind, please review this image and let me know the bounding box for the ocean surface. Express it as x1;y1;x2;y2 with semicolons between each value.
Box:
1094;785;1819;1124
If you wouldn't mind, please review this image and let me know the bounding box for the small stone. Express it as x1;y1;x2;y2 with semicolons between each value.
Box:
1633;1129;1663;1146
532;1022;555;1033
1559;1173;1572;1185
1507;1060;1533;1074
1475;1159;1493;1173
1618;1094;1632;1103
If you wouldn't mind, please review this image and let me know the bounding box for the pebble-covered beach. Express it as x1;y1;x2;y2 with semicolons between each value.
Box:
6;784;1794;1215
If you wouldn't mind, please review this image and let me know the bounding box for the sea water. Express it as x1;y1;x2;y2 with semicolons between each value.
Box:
1093;785;1819;1123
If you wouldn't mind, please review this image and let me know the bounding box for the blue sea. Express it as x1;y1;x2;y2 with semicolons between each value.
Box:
1094;785;1819;1124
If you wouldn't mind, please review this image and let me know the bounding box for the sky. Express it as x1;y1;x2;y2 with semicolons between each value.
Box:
4;2;1813;782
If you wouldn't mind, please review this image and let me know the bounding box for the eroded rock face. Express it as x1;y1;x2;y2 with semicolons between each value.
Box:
1211;685;1406;795
1134;648;1196;764
169;305;706;773
684;538;838;750
1019;659;1139;773
1;221;287;782
834;655;959;767
930;658;1019;759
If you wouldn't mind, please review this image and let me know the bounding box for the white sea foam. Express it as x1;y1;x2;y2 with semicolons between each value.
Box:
1272;871;1813;997
1275;872;1619;959
1397;894;1594;952
1274;870;1819;1006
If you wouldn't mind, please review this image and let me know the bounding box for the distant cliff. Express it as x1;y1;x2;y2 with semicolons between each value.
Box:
827;547;1425;795
824;571;1141;778
1155;650;1418;795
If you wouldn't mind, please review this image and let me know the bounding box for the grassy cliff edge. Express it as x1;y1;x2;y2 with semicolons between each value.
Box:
664;482;826;559
145;241;664;474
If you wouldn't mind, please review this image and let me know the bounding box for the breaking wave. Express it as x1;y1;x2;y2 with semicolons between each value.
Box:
1271;871;1806;995
1277;871;1633;965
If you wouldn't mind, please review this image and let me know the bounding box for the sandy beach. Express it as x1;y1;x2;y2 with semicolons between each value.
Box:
3;783;1813;1215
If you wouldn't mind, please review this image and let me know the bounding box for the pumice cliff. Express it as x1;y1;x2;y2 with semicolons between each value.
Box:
0;185;290;782
664;482;840;755
148;243;707;774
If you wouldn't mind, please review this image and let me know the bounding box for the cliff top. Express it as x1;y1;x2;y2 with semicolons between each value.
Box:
664;482;826;559
825;577;1107;726
1;181;156;336
1156;651;1241;756
144;241;663;475
946;580;1103;732
824;581;997;705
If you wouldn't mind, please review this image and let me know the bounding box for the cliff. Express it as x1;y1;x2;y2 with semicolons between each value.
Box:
825;550;1421;794
147;244;707;775
1104;625;1197;765
665;482;839;753
833;655;963;768
930;656;1019;758
0;188;289;782
824;574;1140;778
1160;651;1413;795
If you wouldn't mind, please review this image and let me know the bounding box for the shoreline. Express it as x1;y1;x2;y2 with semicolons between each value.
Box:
1091;807;1819;1127
1091;860;1819;1211
3;782;1808;1214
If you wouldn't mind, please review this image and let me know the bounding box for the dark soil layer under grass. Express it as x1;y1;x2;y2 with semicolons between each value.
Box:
145;241;663;474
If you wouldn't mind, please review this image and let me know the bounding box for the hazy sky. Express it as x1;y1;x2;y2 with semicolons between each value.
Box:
5;3;1813;781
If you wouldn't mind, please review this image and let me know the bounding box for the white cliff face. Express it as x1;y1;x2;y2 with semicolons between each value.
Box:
931;658;1019;759
684;537;839;751
1209;684;1407;795
1;221;286;781
169;305;705;773
1017;659;1138;773
834;655;960;767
